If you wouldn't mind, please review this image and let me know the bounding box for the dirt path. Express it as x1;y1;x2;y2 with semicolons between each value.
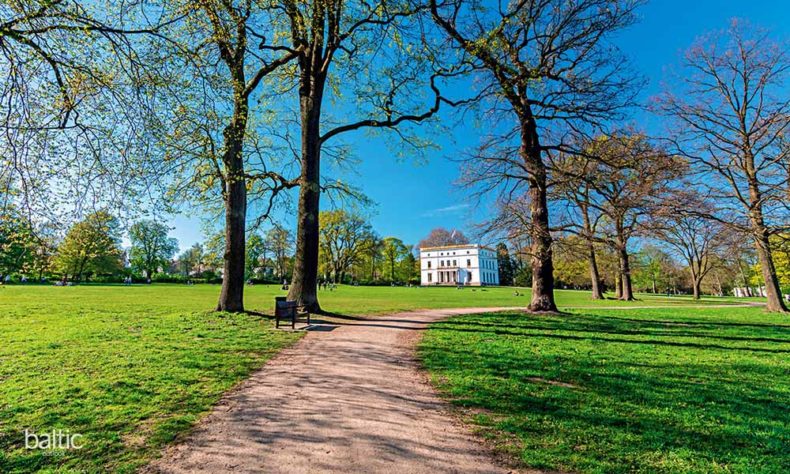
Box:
144;307;520;474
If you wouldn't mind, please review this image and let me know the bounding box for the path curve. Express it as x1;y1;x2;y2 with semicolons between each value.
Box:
144;307;521;474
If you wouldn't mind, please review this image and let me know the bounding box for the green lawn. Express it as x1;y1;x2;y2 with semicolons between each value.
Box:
419;307;790;473
0;284;768;472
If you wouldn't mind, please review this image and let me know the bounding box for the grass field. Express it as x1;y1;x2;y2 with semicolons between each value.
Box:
419;307;790;473
0;283;753;318
0;284;769;472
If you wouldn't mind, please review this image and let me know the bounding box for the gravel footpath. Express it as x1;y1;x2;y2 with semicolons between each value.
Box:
144;307;521;474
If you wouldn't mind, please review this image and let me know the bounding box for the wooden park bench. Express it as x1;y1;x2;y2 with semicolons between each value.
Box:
274;296;310;329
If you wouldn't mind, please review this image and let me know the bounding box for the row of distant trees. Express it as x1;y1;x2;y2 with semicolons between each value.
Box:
0;206;293;283
1;204;430;286
317;210;415;285
1;209;126;283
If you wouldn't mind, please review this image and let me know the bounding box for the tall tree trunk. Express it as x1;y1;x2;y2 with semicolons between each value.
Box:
216;174;246;311
689;261;702;300
745;177;787;311
754;233;787;312
614;272;622;299
587;244;603;300
216;83;248;312
287;38;327;312
520;120;557;312
580;201;603;300
288;97;321;306
77;257;87;283
618;247;634;301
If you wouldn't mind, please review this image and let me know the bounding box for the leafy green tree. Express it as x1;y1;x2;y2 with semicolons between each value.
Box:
246;233;266;280
514;266;532;288
751;235;790;292
2;2;175;227
401;249;419;284
264;226;293;280
319;210;373;283
552;237;591;289
776;240;790;290
147;0;300;311
0;210;36;281
129;220;179;279
54;211;123;281
632;245;674;294
359;234;385;282
177;243;205;276
496;243;515;286
381;237;409;282
203;233;225;271
29;224;59;281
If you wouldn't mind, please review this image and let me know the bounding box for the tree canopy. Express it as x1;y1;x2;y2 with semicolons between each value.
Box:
53;211;123;281
129;220;179;279
418;228;470;249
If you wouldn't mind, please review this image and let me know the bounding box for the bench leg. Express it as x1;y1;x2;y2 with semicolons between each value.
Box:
291;309;296;330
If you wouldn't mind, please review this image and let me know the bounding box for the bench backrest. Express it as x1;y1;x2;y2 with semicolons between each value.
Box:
276;300;298;310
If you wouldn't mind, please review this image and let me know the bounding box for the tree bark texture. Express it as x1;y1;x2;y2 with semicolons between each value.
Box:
521;122;558;312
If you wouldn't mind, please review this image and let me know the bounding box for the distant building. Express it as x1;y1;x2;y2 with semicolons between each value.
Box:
420;244;499;286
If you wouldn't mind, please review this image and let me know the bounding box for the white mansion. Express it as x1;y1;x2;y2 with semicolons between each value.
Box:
420;244;500;286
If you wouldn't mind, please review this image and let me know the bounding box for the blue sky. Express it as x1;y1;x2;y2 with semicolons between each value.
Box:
165;0;790;253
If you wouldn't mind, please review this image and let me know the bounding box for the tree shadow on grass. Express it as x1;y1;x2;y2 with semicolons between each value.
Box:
309;311;438;329
243;310;274;319
434;317;790;346
592;314;790;330
433;322;790;354
421;314;790;472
